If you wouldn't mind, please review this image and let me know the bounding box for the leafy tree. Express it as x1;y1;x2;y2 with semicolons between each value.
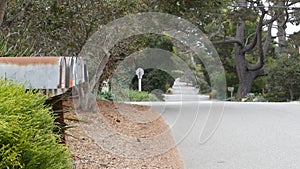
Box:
159;0;299;99
1;0;299;101
265;38;300;101
0;0;34;56
266;55;300;101
211;0;276;98
271;0;300;54
0;0;156;56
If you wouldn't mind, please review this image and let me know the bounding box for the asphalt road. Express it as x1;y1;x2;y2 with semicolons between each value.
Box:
137;80;300;169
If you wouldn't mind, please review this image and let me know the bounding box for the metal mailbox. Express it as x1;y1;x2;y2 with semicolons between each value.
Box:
0;56;88;97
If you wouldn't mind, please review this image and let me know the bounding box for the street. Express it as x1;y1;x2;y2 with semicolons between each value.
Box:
136;79;300;169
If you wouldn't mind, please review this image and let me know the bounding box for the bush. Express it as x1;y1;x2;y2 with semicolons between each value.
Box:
113;89;160;102
265;55;300;102
0;80;71;169
209;72;226;100
241;93;267;102
97;91;115;101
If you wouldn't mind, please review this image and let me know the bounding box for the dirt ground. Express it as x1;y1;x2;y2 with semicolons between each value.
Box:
64;99;184;169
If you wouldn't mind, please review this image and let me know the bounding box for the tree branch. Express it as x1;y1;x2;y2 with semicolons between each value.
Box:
243;33;257;53
247;61;261;71
287;2;298;6
149;0;159;9
255;67;266;77
263;21;273;56
243;2;268;53
212;39;244;47
263;12;282;26
247;9;266;71
280;8;289;28
207;24;224;39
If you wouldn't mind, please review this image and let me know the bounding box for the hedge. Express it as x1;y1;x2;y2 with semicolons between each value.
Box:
0;79;71;169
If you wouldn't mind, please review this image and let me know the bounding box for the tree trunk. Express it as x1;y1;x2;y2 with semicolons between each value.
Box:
213;0;276;99
234;0;268;99
288;87;294;101
234;0;252;98
235;46;264;98
236;69;255;98
75;82;97;112
276;0;287;54
235;47;255;98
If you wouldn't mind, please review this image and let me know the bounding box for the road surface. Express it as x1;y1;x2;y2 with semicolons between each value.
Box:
136;79;300;169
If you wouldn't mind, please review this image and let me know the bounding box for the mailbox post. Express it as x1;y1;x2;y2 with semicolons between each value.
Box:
136;68;144;92
227;87;234;98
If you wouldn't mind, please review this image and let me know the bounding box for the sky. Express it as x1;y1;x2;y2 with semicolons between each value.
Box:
271;2;300;36
286;23;299;35
272;22;300;37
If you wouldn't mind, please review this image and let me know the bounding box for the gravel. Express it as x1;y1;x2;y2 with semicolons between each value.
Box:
64;100;184;169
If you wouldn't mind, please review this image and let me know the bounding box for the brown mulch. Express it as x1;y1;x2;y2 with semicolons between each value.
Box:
64;99;184;169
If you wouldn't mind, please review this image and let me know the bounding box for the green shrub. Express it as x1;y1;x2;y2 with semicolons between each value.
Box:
265;55;300;102
0;79;71;169
210;72;226;100
198;78;210;94
241;93;267;102
113;89;160;102
97;91;115;101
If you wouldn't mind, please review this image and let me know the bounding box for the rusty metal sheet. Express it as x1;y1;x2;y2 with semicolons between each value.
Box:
0;57;60;65
0;56;88;97
0;57;61;90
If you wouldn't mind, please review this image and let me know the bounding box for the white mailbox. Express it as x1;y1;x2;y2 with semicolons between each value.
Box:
135;68;144;91
0;56;88;97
